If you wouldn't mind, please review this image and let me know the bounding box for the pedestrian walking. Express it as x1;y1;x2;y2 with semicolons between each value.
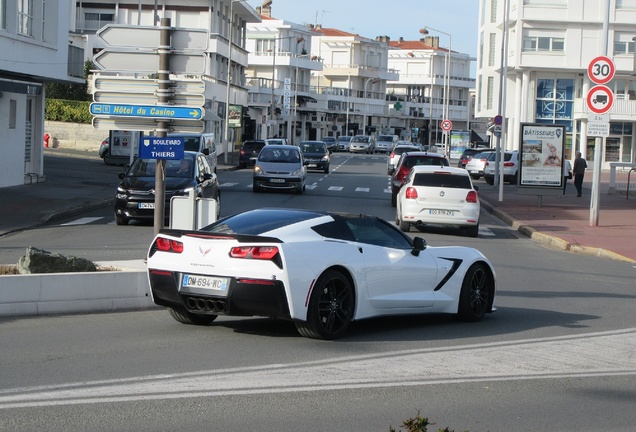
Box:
573;151;587;197
562;158;572;197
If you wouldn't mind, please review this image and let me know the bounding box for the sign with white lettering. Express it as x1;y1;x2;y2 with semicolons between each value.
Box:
139;136;185;160
90;103;203;120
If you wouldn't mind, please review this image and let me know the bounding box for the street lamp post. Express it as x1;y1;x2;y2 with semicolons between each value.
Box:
268;35;304;139
363;77;379;136
421;27;451;155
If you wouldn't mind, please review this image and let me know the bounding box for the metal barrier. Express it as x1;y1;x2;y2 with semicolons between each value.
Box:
627;168;636;199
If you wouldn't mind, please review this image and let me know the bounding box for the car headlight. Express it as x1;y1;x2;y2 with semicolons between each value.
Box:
322;156;329;162
116;187;128;200
254;166;263;174
292;168;302;176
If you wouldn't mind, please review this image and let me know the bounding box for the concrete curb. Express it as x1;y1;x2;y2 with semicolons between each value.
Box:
480;200;636;264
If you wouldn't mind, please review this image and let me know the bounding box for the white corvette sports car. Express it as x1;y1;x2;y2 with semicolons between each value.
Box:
147;208;496;339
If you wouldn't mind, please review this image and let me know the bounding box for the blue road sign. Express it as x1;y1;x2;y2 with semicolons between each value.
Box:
90;103;203;120
139;136;185;160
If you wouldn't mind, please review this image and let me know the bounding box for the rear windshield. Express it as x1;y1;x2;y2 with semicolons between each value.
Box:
486;152;513;161
207;209;321;235
394;147;418;155
244;142;266;152
182;137;200;152
402;156;449;168
413;172;472;189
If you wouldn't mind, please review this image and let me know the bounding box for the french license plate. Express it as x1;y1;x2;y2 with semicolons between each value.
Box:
308;164;317;168
269;178;285;183
430;209;455;216
182;274;228;291
138;202;155;209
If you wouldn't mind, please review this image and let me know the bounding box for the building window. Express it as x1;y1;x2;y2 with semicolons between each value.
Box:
1;0;7;30
523;35;565;52
488;33;496;66
614;34;635;55
535;78;574;132
490;0;497;23
487;76;494;110
84;12;114;31
9;100;17;129
523;0;566;4
616;0;636;8
18;0;33;36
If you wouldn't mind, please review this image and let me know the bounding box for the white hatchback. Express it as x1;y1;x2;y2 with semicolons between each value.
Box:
396;166;480;237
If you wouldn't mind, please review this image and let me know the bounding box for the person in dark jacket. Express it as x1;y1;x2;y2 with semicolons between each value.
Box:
573;151;587;197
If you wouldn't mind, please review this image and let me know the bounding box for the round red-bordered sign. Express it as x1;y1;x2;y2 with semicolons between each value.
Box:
441;119;452;131
586;85;614;114
587;56;615;85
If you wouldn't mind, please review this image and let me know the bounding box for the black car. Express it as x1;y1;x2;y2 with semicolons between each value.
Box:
238;140;267;169
299;140;330;173
114;151;220;225
390;151;450;207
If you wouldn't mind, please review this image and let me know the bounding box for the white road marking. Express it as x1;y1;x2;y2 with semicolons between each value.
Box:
328;186;343;191
220;182;238;187
355;187;370;192
1;329;635;408
480;227;495;236
60;217;103;226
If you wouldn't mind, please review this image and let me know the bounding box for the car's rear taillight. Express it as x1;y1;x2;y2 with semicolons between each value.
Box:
155;237;184;253
503;161;514;167
397;165;410;182
405;187;418;199
390;152;395;158
466;190;478;203
484;161;489;166
230;246;279;260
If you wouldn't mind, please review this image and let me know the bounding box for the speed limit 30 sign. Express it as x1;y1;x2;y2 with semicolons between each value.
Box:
588;56;615;85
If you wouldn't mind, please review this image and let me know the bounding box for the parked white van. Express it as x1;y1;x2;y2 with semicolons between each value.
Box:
168;132;217;173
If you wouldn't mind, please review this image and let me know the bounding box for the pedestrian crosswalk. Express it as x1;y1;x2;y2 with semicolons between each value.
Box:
219;182;392;193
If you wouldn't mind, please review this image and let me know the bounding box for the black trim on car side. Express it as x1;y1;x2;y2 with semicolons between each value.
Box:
433;258;463;291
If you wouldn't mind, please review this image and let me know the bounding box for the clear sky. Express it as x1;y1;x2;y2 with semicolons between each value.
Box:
244;0;480;60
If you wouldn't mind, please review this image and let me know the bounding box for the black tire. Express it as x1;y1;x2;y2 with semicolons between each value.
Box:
103;151;113;165
510;172;519;184
390;191;397;207
115;213;128;226
399;219;410;232
295;269;354;340
484;176;494;185
168;306;217;325
457;263;492;322
470;174;480;180
465;224;479;238
253;183;261;193
324;165;329;174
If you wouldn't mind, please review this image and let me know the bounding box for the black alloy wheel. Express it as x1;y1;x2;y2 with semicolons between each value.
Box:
295;270;354;340
457;263;491;321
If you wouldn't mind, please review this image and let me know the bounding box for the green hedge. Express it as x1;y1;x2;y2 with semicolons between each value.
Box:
45;99;92;124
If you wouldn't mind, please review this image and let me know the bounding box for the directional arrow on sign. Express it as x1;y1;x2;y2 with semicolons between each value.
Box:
92;117;205;134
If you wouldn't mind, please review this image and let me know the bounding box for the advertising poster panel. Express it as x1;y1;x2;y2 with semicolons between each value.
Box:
449;130;470;159
229;105;242;128
109;130;140;157
519;123;565;190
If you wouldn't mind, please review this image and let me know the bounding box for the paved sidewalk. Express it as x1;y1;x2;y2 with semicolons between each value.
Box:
2;149;635;263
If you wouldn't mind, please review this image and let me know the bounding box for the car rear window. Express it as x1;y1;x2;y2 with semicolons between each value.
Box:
377;136;393;141
394;147;418;155
244;142;266;152
486;152;513;161
402;156;449;168
413;173;472;189
182;137;200;152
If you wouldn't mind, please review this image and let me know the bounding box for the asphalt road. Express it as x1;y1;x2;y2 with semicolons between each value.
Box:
1;152;635;431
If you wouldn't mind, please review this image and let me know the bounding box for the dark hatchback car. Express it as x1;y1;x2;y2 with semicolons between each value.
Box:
299;140;330;173
238;140;267;169
114;151;220;225
322;136;337;152
390;152;450;207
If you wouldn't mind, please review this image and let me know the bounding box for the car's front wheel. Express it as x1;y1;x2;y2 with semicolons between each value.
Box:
295;269;354;340
168;306;217;325
115;213;128;225
457;263;492;322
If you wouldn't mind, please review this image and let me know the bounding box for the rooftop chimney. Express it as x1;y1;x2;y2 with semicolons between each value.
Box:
261;0;272;17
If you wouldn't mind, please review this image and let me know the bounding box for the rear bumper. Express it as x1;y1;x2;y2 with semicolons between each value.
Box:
148;269;291;318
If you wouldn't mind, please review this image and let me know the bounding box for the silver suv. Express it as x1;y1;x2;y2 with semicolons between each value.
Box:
483;150;519;185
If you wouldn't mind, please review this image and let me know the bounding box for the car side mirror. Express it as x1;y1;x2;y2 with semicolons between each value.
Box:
118;172;125;179
202;148;210;155
411;236;427;256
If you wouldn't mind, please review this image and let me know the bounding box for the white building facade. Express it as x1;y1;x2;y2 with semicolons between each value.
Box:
0;0;83;187
74;0;260;156
476;0;636;167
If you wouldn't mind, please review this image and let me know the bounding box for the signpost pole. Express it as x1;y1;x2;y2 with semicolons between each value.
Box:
154;17;171;235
